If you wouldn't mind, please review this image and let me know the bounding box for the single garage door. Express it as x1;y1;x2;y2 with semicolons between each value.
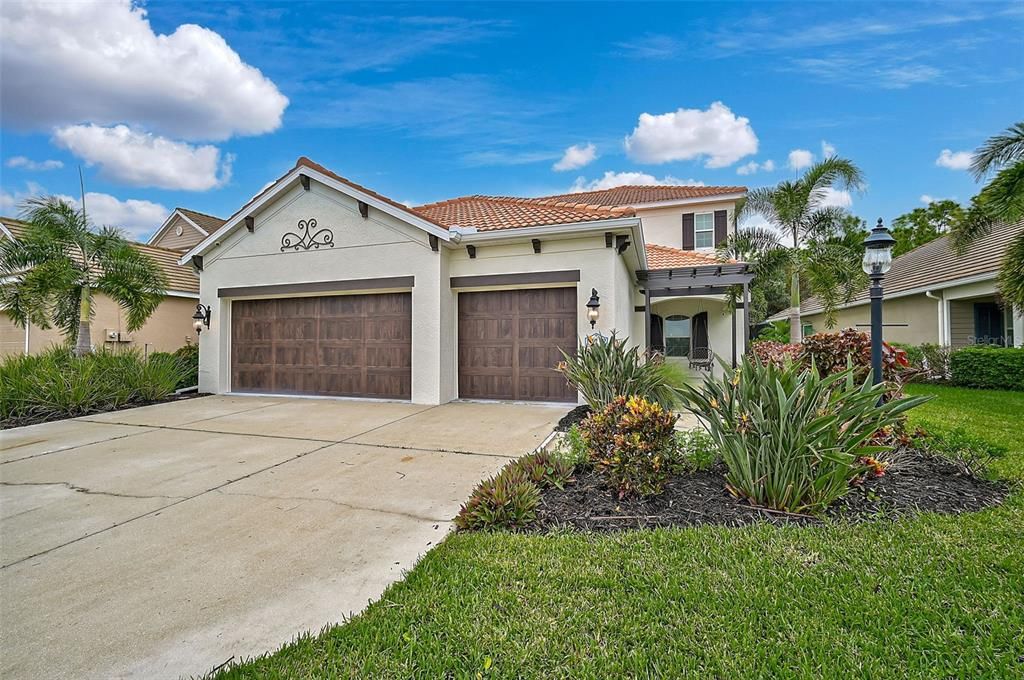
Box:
231;292;411;399
458;287;577;402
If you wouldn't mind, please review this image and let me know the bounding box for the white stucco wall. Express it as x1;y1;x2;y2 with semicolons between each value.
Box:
638;199;738;252
650;296;746;373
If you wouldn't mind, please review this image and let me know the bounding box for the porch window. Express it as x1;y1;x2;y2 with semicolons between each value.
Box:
694;212;714;248
665;315;691;357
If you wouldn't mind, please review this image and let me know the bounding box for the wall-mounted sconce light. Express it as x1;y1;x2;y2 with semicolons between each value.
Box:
192;304;211;335
586;288;600;329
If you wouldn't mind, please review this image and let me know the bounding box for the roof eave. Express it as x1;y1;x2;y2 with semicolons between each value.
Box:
630;191;747;210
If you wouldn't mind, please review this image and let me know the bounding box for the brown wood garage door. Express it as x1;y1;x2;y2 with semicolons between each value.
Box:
458;287;577;402
231;292;411;399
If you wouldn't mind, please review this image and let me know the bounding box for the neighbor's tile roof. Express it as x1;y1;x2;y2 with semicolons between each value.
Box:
535;184;747;208
645;243;723;269
414;195;634;231
176;207;225;233
801;218;1024;316
0;217;199;295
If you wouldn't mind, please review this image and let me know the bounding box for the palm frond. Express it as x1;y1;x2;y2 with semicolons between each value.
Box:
996;232;1024;310
970;121;1024;180
801;157;865;196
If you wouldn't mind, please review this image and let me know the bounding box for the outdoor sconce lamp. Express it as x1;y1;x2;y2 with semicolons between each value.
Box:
862;218;896;388
192;304;211;335
586;288;601;329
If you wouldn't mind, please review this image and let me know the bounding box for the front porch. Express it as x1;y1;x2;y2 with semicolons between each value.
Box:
637;262;754;377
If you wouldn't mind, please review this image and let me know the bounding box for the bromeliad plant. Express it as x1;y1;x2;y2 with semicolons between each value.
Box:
556;333;681;410
678;358;930;514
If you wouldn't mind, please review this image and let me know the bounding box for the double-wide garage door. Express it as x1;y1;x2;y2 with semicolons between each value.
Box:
231;293;412;399
458;288;577;402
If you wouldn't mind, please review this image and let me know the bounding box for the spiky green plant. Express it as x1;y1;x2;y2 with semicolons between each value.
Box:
677;358;930;514
556;333;682;410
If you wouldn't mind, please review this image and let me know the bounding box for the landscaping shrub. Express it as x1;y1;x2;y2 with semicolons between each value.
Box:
751;340;801;367
150;343;199;391
919;343;952;380
913;426;1006;478
950;346;1024;391
756;320;790;343
453;467;541;531
511;450;574;490
556;333;681;409
677;358;930;513
0;347;190;426
580;395;677;498
670;429;718;472
553;424;589;469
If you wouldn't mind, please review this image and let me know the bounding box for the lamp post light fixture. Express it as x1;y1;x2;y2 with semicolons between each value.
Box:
862;218;896;387
585;288;601;329
192;303;211;335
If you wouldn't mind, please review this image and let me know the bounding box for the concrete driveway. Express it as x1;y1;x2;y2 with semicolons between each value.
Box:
0;395;564;679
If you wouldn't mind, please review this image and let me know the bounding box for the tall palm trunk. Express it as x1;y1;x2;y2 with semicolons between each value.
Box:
75;286;92;356
788;268;802;344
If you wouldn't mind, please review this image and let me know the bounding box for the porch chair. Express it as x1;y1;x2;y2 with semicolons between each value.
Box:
688;344;714;372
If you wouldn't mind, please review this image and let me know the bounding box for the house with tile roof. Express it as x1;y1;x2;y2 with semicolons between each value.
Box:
0;217;200;357
768;219;1024;348
148;207;227;252
180;157;752;404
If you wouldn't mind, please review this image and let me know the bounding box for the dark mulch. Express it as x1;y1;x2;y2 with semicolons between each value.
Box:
555;405;591;432
1;392;209;430
534;448;1010;532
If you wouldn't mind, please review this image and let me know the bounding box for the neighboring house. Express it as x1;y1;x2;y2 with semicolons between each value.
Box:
0;218;201;358
769;219;1024;348
148;207;226;252
181;157;751;405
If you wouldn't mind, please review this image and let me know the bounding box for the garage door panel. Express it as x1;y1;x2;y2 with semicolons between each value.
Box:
458;288;576;402
231;292;411;399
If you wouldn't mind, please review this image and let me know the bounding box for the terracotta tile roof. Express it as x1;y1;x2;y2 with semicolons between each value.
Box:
801;218;1024;316
535;184;747;208
176;207;225;234
0;217;199;295
414;195;634;231
645;243;725;269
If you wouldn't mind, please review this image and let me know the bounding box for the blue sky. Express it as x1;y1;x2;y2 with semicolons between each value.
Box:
1;1;1022;239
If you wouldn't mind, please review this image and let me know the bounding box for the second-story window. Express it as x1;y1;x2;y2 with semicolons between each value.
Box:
694;212;714;248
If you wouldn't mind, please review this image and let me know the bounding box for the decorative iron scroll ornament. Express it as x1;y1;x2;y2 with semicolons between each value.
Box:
280;218;334;251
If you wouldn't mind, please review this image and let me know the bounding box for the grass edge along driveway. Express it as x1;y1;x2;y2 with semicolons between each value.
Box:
213;384;1024;679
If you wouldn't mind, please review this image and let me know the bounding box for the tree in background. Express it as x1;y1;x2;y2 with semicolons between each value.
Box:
890;199;965;257
0;197;168;356
736;157;866;342
950;121;1024;311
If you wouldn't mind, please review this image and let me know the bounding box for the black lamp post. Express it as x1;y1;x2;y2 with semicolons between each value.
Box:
192;303;211;335
585;288;601;329
862;218;896;386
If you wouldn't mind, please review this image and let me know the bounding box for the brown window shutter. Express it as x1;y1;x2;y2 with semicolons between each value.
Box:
682;213;695;250
714;210;728;247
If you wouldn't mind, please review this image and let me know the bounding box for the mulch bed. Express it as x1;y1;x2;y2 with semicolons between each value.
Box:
1;391;208;430
534;448;1011;532
555;405;591;432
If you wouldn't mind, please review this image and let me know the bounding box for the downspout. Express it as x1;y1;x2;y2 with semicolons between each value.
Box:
925;290;943;345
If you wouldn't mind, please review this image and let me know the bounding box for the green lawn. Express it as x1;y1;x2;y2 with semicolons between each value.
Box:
216;385;1024;679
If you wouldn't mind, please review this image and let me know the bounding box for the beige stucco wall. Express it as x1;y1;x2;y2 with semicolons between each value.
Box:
638;199;738;252
801;293;940;346
150;214;206;252
195;180;643;404
1;294;197;359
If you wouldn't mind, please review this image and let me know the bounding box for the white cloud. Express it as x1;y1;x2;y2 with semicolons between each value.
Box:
0;0;287;141
553;143;598;171
821;140;836;157
736;159;776;175
5;156;63;171
920;194;935;204
571;171;704;192
788;149;815;170
623;102;758;167
936;149;972;170
56;192;169;240
53;125;231;191
819;187;853;208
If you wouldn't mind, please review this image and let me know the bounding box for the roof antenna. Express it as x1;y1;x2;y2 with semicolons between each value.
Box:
78;165;88;227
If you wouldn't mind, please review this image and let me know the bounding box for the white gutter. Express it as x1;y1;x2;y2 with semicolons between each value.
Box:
165;289;200;299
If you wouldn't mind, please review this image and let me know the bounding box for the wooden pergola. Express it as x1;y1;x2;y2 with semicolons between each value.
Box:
636;263;755;367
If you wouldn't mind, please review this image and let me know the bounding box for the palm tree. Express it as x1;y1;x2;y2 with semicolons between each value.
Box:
951;121;1024;310
0;197;168;356
737;157;866;343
